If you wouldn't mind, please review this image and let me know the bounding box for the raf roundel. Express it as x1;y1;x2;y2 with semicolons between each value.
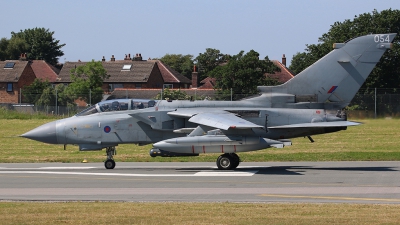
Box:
104;126;111;133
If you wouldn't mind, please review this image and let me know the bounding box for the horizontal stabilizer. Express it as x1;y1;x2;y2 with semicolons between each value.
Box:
268;121;360;129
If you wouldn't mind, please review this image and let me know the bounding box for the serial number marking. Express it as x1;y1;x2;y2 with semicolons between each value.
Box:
374;35;390;43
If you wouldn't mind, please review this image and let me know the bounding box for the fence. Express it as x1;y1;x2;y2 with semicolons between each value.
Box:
6;88;400;118
347;89;400;118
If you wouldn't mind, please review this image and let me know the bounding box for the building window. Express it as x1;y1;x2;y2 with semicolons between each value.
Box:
6;83;13;92
4;62;15;69
163;84;173;89
109;84;123;92
135;84;141;89
122;64;132;71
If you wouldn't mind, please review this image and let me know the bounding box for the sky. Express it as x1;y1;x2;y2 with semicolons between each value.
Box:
1;0;400;66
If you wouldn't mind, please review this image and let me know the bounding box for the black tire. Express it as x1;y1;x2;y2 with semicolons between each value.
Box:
105;159;116;169
230;153;240;169
217;154;234;170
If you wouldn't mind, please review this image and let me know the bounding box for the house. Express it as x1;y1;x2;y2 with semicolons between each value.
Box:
0;59;36;103
266;54;294;83
0;51;62;104
57;54;192;94
107;64;215;100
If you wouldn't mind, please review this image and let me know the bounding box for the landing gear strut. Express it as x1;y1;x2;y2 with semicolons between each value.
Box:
216;153;240;170
104;146;116;169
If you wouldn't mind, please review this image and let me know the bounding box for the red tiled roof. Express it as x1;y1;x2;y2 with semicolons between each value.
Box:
200;77;215;84
156;61;191;84
30;60;59;82
266;60;294;83
198;77;216;89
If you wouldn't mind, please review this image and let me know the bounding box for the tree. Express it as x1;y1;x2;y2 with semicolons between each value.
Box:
0;38;9;60
22;79;52;104
66;60;109;104
22;79;75;106
195;48;228;80
289;9;400;92
159;54;194;79
10;27;65;65
209;50;280;97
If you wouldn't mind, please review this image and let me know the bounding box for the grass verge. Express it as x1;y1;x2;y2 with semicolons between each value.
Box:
1;118;399;163
1;202;400;225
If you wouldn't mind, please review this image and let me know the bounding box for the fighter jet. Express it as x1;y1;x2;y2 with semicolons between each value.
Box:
21;33;397;170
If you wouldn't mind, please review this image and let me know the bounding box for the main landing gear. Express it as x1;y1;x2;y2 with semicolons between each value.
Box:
216;153;240;170
104;146;116;169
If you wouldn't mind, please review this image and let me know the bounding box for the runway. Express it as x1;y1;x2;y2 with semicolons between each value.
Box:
0;161;399;204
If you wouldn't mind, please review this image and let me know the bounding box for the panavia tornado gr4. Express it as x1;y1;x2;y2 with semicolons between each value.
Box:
22;33;396;170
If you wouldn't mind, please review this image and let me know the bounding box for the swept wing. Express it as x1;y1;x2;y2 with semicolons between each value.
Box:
168;109;263;130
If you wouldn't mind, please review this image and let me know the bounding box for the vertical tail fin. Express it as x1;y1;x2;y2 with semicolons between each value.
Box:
258;33;397;105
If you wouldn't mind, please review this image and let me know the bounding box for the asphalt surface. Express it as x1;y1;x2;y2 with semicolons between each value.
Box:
0;161;399;203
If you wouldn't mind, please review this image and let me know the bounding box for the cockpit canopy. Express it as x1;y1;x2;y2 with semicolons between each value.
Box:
76;99;157;116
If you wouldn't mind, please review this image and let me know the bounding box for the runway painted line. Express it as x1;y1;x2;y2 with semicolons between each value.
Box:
194;171;257;176
0;170;258;177
39;167;97;170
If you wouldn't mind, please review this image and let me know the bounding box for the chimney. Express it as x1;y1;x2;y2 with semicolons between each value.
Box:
191;65;199;88
111;55;115;61
19;53;27;61
133;53;143;61
102;56;105;62
282;54;286;67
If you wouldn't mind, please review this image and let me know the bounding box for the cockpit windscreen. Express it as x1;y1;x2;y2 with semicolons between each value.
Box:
75;99;157;116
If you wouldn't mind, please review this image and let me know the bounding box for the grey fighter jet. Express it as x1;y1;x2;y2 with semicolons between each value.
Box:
21;33;397;170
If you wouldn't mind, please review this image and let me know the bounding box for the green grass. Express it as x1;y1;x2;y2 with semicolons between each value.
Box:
1;202;400;225
1;118;399;163
0;107;64;120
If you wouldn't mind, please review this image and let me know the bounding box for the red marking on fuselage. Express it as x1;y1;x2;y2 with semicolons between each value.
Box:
202;146;205;153
192;145;195;154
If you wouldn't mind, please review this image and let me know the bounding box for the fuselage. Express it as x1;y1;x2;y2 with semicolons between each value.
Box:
32;97;347;151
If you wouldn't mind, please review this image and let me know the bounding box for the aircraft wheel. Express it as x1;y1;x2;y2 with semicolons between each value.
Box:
230;153;240;169
217;154;234;170
105;159;116;169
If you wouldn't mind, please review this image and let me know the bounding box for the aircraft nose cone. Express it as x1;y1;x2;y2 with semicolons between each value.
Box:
21;121;58;144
